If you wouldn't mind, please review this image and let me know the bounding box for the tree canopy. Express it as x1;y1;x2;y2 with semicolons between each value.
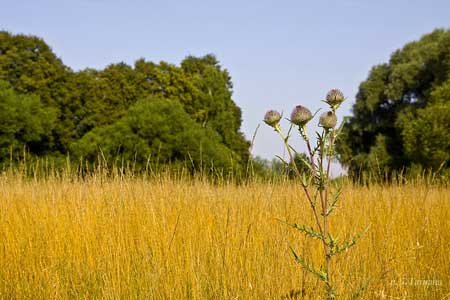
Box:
337;28;450;176
0;31;250;173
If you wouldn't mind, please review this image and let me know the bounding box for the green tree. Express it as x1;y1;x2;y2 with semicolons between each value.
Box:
0;31;76;152
397;81;450;170
71;97;235;172
72;63;138;137
337;29;450;175
181;55;250;164
0;80;56;160
0;31;250;172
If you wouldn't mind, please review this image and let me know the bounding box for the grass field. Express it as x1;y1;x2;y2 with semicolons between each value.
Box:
0;172;449;299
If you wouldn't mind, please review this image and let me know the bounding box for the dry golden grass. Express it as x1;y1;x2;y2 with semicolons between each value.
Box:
0;173;449;299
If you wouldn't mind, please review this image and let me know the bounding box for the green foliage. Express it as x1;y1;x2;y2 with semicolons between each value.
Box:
397;82;450;170
71;97;236;172
0;80;56;160
181;55;250;163
337;29;450;176
290;153;311;177
0;31;75;151
0;31;249;173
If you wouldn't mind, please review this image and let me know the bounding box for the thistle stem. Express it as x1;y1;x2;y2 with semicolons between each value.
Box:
300;125;317;178
276;125;331;299
274;125;324;237
325;129;335;203
319;129;333;299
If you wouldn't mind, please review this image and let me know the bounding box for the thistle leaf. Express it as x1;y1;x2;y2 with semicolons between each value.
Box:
277;219;324;241
331;225;370;256
326;185;342;216
290;247;327;282
301;173;310;187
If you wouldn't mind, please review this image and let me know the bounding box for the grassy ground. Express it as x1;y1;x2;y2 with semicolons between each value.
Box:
0;173;449;299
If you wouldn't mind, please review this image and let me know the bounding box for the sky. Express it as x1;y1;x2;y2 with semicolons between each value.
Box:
1;0;450;175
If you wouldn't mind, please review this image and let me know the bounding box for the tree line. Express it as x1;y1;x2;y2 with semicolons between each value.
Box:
1;29;449;178
0;31;250;174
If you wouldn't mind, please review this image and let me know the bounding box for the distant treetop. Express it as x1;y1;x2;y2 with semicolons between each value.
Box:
336;28;450;176
0;31;250;173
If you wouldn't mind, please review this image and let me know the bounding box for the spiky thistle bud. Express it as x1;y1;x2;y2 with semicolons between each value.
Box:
319;111;337;129
325;89;344;109
290;105;312;126
264;110;282;127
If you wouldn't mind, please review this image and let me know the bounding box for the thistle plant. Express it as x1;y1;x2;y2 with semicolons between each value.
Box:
264;89;368;299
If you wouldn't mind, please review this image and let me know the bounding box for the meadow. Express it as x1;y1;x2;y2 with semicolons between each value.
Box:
0;170;449;299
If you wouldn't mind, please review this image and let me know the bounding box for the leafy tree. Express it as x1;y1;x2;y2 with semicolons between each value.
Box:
0;31;76;152
0;31;250;173
71;97;236;172
72;63;138;137
337;29;450;175
181;55;250;164
0;80;56;160
397;81;450;170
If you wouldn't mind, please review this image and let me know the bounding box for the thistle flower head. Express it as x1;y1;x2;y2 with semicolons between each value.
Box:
325;89;345;109
290;105;312;126
319;111;337;129
264;110;282;127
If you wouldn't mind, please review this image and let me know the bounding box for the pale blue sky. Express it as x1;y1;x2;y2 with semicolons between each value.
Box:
1;0;449;174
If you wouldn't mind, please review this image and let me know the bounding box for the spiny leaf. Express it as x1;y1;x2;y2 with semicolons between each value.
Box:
331;225;370;256
277;219;324;241
290;247;327;282
326;185;342;216
301;173;311;187
326;233;339;249
297;155;313;173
